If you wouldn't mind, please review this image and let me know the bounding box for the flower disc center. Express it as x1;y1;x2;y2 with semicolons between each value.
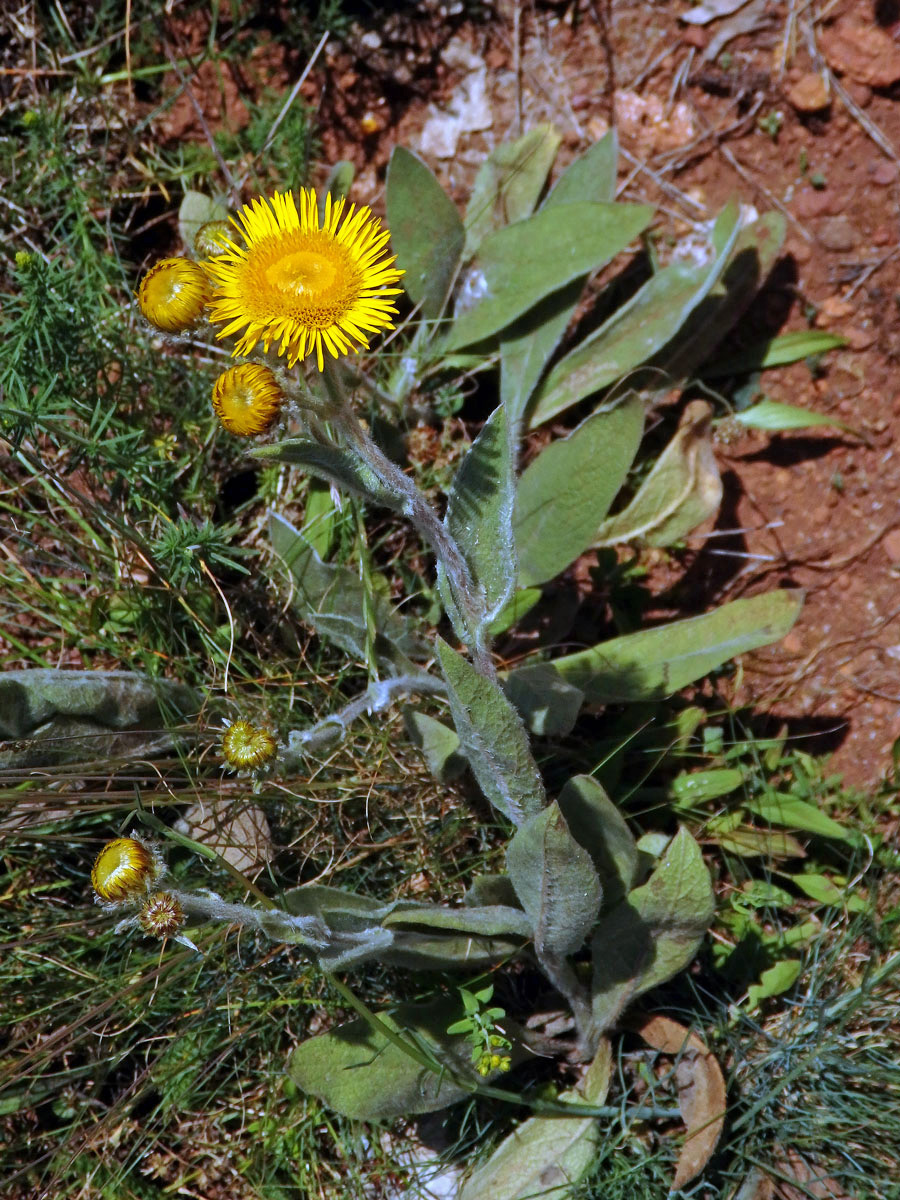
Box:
266;249;337;299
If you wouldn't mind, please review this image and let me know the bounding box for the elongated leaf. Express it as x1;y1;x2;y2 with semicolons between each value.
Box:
387;147;464;321
403;709;467;782
507;801;602;957
511;590;803;704
436;638;545;825
498;131;621;425
458;1039;612;1200
543;129;619;208
557;775;638;906
268;512;423;665
383;928;527;971
514;395;644;586
252;440;395;508
715;828;806;859
594;400;722;547
445;405;516;621
746;793;851;841
503;662;585;738
384;903;532;939
671;768;745;806
0;669;198;768
590;828;713;1035
704;329;846;376
528;200;741;426
733;398;852;434
464;124;562;258
287;999;475;1120
447;201;654;351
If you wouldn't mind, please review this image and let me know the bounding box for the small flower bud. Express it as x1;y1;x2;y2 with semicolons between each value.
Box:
15;251;34;270
221;718;278;770
194;220;233;258
138;257;210;333
139;892;185;939
92;837;161;902
211;364;283;437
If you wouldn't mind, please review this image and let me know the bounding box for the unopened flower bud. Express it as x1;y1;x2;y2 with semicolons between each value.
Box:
194;220;233;258
221;718;278;769
139;891;185;939
211;364;283;438
138;257;210;333
92;837;162;902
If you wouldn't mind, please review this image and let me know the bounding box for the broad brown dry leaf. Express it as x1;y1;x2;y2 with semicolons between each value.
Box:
181;798;272;873
632;1013;726;1189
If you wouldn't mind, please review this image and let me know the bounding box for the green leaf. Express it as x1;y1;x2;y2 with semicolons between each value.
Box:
387;147;464;322
464;874;522;909
287;999;475;1120
594;400;722;548
268;512;423;666
457;1039;612;1200
704;329;846;376
0;669;198;769
746;793;852;841
301;480;338;559
464;124;562;259
252;440;395;508
487;587;543;636
670;767;745;806
590;828;714;1035
445;405;517;622
506;801;602;957
556;775;638;906
733;398;852;434
543;129;619;207
746;958;802;1009
714;828;806;859
403;709;467;782
497;131;622;426
436;638;545;825
513;590;803;704
514;395;644;586
383;903;532;939
527;200;741;426
447;201;654;351
791;872;865;909
383;928;527;971
503;663;585;738
178;189;229;252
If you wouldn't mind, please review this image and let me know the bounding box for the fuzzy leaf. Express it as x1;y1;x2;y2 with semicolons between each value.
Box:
403;709;467;782
507;801;602;957
512;590;803;704
387;147;464;322
383;903;532;939
252;440;395;508
514;395;644;586
447;201;654;351
445;405;517;622
464;124;562;258
503;662;585;738
590;828;714;1034
436;638;545;825
556;775;638;906
594;400;722;547
287;999;475;1120
543;129;619;208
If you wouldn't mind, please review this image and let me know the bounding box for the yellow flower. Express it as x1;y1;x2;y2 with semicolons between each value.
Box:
203;189;404;371
138;257;210;333
92;837;161;902
139;892;185;939
221;719;278;770
212;363;283;437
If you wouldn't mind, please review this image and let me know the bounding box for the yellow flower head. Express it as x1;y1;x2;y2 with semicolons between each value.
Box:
212;363;283;437
138;257;211;333
139;892;185;939
92;837;162;902
222;719;278;770
203;189;404;371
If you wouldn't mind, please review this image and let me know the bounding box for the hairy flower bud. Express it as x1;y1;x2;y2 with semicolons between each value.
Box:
221;718;278;770
138;892;185;939
92;837;162;902
138;257;210;333
211;364;283;437
194;220;233;258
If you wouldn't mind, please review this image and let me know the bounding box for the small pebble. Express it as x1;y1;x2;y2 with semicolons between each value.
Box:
787;72;830;112
817;216;858;252
871;160;898;186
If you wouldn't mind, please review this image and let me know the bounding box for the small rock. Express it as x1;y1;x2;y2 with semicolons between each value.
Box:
793;187;842;220
817;216;858;252
871;160;897;186
820;19;900;88
782;631;803;654
883;529;900;562
819;295;855;322
787;72;830;112
872;226;895;246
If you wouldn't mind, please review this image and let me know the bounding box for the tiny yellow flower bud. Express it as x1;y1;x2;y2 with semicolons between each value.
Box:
15;251;34;270
92;837;160;902
221;718;278;770
360;112;381;135
477;1055;491;1077
490;1054;502;1069
194;220;233;258
139;892;185;939
138;257;210;333
211;364;283;437
499;1055;512;1072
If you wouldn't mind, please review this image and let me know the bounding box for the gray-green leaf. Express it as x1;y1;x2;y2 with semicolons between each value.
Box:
403;709;467;782
436;638;545;825
507;801;602;957
557;775;639;906
464;124;562;259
